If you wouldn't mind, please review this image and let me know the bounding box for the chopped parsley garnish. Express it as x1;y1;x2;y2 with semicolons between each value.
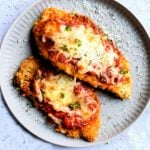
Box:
69;102;80;110
119;70;128;74
65;26;71;31
61;44;68;51
60;92;65;99
75;39;82;47
41;90;45;97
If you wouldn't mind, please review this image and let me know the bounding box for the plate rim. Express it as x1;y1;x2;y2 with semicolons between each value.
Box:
0;0;150;147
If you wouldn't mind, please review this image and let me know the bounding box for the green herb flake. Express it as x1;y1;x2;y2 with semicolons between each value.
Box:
119;70;128;75
60;92;65;99
41;90;45;97
69;102;80;110
65;26;71;31
84;53;87;57
75;39;82;47
61;44;68;51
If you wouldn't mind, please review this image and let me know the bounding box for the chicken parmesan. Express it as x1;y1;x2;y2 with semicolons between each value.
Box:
13;56;100;141
33;8;132;99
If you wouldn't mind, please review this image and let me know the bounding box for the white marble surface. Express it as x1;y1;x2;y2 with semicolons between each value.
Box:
0;0;150;150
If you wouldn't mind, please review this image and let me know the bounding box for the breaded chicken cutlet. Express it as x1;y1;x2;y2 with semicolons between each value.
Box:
13;56;100;142
33;8;132;99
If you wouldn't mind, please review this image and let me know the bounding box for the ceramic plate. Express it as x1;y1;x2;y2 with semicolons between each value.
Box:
0;0;150;147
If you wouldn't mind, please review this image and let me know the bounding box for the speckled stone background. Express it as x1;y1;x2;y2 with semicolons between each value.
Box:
0;0;150;150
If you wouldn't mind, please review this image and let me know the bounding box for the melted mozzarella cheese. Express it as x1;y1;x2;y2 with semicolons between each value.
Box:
51;25;118;76
33;71;96;120
42;74;76;112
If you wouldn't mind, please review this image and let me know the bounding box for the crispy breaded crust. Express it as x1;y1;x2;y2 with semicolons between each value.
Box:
33;8;132;99
55;108;100;142
13;56;100;142
13;56;41;96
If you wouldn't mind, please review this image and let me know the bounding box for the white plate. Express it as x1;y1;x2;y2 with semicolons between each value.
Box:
0;0;150;147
